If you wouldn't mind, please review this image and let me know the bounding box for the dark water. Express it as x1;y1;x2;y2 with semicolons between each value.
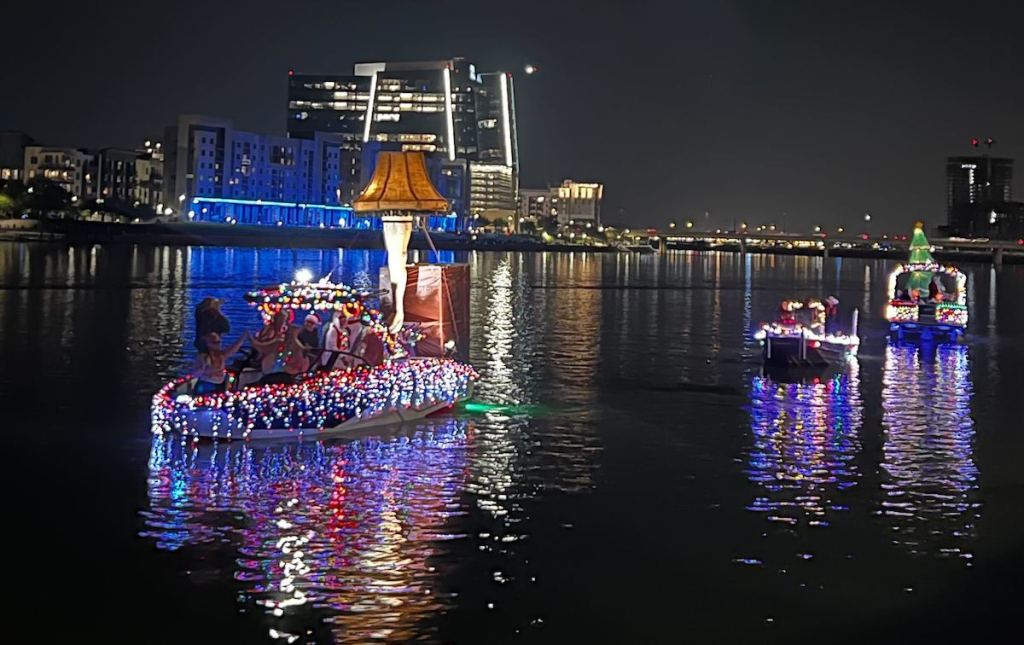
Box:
2;243;1023;643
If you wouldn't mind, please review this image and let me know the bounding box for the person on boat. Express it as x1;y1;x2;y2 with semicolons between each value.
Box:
322;311;345;367
255;310;289;344
928;275;945;302
298;313;322;361
194;297;230;351
778;300;798;325
257;326;310;385
824;296;840;335
191;331;249;394
806;298;826;334
322;310;369;369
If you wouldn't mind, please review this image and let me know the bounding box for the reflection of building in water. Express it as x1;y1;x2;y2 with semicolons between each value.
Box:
880;344;979;560
746;368;863;527
142;420;470;643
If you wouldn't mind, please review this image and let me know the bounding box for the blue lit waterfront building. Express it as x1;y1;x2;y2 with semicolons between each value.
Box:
163;114;462;232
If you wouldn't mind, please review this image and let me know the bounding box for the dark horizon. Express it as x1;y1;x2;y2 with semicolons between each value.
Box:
3;0;1022;231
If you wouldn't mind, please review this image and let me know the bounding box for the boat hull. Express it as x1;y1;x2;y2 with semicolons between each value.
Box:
887;321;965;344
762;335;854;368
152;358;477;441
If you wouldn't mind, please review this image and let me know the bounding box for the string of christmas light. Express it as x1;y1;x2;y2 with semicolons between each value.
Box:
753;324;861;348
885;262;968;330
245;279;411;359
152;358;478;440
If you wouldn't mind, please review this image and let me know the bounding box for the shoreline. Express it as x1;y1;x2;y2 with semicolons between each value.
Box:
0;220;1021;264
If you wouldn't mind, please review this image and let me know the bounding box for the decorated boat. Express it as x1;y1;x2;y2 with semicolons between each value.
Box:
754;297;860;368
152;151;478;440
885;223;968;342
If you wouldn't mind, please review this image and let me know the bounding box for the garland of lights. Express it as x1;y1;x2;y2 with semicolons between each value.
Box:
885;262;968;328
246;279;411;356
754;323;860;348
152;358;478;439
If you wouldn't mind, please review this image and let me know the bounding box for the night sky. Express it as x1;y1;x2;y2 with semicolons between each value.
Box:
3;0;1022;231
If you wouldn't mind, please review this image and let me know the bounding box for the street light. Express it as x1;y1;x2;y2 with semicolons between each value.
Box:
669;221;676;229
813;225;821;233
685;220;693;229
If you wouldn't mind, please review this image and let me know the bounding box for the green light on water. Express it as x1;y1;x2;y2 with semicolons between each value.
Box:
461;401;547;416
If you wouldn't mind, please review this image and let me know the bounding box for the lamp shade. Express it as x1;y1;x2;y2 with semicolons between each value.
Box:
352;151;450;213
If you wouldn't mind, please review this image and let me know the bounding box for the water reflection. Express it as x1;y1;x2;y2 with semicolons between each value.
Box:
143;419;471;643
879;343;979;560
746;367;863;528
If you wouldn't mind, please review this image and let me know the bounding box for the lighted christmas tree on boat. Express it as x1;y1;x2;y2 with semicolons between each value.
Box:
885;222;968;342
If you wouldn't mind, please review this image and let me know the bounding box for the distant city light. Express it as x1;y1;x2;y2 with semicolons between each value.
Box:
294;268;314;284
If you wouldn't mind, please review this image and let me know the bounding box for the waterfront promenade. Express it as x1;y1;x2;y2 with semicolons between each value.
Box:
3;218;1022;264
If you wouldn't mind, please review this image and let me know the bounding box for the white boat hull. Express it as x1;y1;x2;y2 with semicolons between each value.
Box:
152;358;477;441
172;394;467;441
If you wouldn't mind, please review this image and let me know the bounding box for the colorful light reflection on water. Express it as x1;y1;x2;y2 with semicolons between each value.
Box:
142;420;472;643
746;367;863;529
880;343;979;561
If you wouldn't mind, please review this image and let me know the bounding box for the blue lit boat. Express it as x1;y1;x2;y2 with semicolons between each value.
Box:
886;224;968;343
151;279;477;440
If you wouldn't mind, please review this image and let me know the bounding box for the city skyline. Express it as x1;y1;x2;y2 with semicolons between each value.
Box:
3;0;1022;231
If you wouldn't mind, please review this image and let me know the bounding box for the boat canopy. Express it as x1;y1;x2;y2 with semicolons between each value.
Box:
886;223;967;304
244;280;373;316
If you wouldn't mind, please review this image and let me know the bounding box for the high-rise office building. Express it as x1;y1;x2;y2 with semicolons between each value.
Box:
286;58;518;230
946;155;1013;232
286;72;367;205
469;72;518;218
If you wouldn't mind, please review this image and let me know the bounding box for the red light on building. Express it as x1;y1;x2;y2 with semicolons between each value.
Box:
970;137;979;147
288;69;295;76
